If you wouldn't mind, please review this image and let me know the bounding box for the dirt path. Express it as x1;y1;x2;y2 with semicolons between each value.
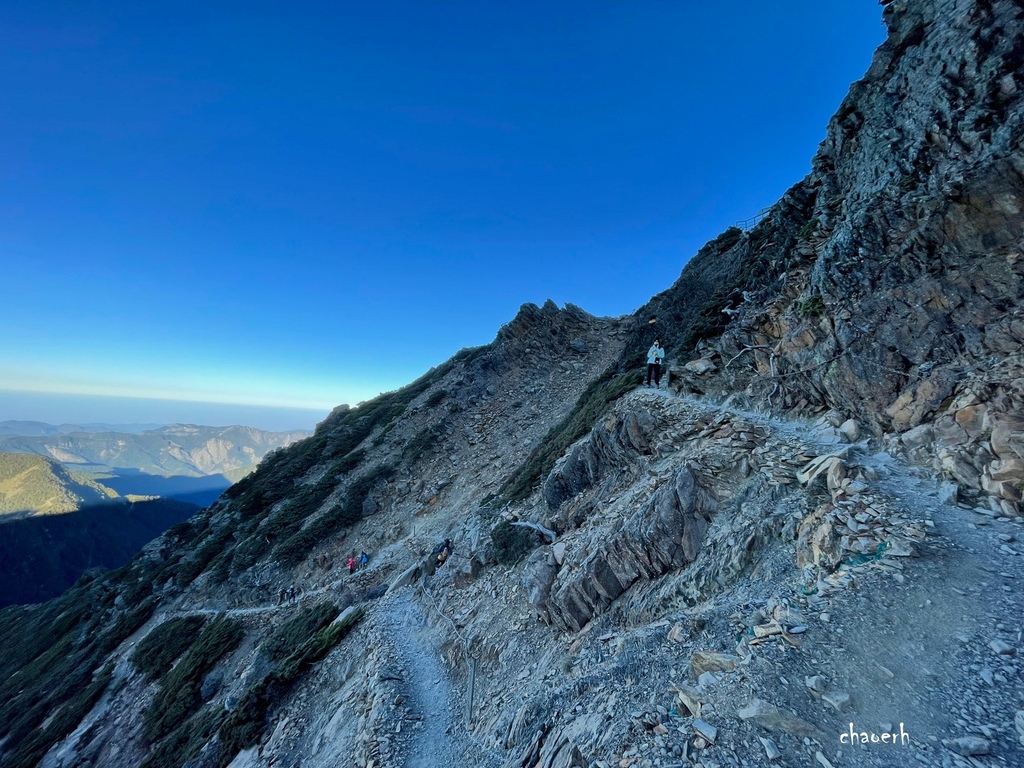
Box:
647;390;1024;766
729;403;1023;765
375;590;503;768
817;458;1024;767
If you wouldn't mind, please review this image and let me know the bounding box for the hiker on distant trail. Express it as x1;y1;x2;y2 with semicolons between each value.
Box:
645;339;665;388
287;585;295;602
437;538;452;566
348;556;356;574
278;588;286;605
360;551;369;569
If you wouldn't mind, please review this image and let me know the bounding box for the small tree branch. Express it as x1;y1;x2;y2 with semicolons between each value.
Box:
725;345;777;376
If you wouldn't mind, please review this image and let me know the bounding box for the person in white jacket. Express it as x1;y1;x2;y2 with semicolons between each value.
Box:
645;340;665;387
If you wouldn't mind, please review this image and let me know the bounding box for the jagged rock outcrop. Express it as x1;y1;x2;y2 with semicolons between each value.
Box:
493;301;621;369
543;464;715;632
667;0;1024;515
542;407;658;511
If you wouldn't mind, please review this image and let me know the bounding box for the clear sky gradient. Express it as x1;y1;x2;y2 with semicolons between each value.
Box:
1;2;886;430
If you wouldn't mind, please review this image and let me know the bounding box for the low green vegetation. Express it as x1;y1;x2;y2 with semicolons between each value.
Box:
260;602;340;663
0;582;158;768
798;295;826;318
274;464;394;566
425;389;447;407
898;173;918;189
143;615;244;744
747;218;775;252
221;431;330;520
216;606;364;767
491;521;536;564
8;663;114;768
333;448;366;474
222;461;355;576
174;525;235;587
141;707;223;768
403;424;441;465
798;217;820;239
131;615;209;680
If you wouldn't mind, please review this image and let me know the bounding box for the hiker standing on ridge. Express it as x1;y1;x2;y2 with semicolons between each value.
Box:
645;339;665;388
360;551;369;570
348;556;356;574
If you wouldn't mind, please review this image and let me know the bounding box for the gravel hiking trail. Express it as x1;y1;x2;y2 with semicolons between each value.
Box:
378;590;503;768
732;401;1024;766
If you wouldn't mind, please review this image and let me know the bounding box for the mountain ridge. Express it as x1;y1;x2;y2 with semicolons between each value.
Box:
0;497;200;608
0;452;118;516
0;420;165;436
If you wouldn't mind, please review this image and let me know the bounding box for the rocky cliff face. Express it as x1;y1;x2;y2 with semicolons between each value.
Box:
3;2;1024;768
666;0;1024;517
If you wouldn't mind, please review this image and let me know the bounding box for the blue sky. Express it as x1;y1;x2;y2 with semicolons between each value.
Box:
0;2;886;430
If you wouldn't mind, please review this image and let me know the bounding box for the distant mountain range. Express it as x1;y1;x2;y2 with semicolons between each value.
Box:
0;420;163;436
0;422;313;605
0;422;310;477
0;422;311;506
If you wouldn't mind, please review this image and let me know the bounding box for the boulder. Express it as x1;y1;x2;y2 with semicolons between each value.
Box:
684;358;717;375
674;685;703;717
737;698;827;743
944;736;991;756
522;547;558;622
691;651;741;676
362;495;379;516
937;482;959;504
885;372;958;431
838;418;860;442
954;404;988;438
796;454;848;486
551;541;567;566
386;563;420;594
900;423;935;460
990;415;1024;460
940;449;982;488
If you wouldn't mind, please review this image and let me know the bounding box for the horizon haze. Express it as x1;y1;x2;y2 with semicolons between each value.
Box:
0;389;327;432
